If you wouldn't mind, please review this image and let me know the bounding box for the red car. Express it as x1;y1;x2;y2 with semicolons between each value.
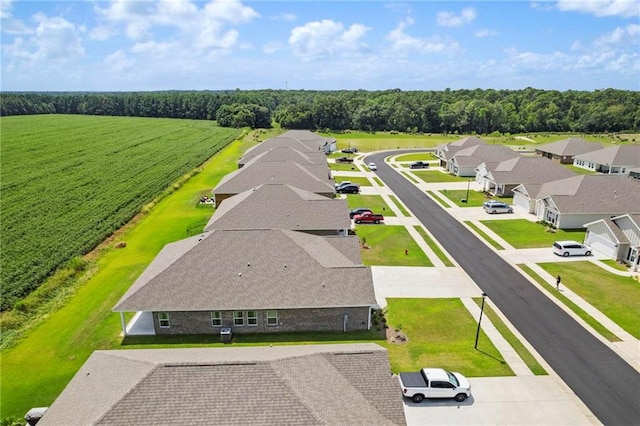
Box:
353;212;384;224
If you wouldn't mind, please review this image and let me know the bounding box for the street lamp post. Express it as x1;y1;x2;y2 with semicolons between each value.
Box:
474;292;487;349
465;178;471;204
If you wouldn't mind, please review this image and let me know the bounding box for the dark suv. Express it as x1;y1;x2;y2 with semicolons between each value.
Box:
349;207;372;219
336;184;360;194
410;161;429;169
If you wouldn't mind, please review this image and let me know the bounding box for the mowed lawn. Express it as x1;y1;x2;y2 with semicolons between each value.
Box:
480;219;586;248
356;225;433;266
0;138;250;419
0;115;239;311
346;194;396;216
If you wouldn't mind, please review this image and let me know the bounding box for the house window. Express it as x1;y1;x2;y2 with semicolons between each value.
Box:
158;312;170;328
211;311;222;327
247;311;258;326
233;311;244;326
267;310;278;326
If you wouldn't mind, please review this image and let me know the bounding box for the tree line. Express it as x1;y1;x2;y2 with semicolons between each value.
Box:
1;88;638;134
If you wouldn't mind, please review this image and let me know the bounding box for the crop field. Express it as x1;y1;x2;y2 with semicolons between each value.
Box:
0;115;240;311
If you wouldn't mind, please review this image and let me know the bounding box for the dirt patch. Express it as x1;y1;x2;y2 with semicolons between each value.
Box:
386;327;409;344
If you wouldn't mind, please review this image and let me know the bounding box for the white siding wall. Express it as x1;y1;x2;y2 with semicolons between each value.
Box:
557;213;616;230
616;216;640;246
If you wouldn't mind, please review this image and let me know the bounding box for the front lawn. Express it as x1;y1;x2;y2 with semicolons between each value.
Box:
334;176;371;187
440;189;494;207
413;170;468;183
480;219;586;249
356;225;433;266
537;262;640;339
382;298;513;376
394;152;437;162
346;194;396;216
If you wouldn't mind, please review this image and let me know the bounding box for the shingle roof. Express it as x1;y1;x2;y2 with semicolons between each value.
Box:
535;138;603;157
486;157;576;185
574;145;640;167
214;161;334;197
436;136;485;161
114;229;374;312
451;144;520;168
205;184;350;232
39;344;406;426
543;175;640;214
239;144;328;167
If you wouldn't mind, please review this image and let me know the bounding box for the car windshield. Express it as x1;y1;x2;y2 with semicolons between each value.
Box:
446;371;459;386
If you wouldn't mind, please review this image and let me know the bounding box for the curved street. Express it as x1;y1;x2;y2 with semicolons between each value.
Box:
365;151;640;426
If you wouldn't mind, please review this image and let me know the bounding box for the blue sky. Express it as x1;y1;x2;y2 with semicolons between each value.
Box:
1;0;639;91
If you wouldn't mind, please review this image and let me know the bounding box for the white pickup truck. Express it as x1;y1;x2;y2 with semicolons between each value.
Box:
399;368;471;403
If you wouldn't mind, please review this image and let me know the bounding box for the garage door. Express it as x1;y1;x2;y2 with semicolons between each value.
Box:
513;193;531;212
585;233;618;258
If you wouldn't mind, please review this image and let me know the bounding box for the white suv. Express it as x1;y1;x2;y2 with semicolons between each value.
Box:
553;241;592;257
483;200;513;214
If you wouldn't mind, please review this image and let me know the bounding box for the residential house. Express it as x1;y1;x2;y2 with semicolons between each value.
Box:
534;137;603;164
448;144;520;177
114;228;376;336
573;145;640;175
38;344;407;426
476;156;576;196
282;129;337;155
584;214;640;269
212;155;335;206
434;136;484;169
535;175;640;229
204;183;351;236
238;138;329;168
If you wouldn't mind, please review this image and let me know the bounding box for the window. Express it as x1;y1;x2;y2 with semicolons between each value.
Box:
267;310;278;326
233;311;244;326
247;311;258;326
211;311;222;327
158;312;170;328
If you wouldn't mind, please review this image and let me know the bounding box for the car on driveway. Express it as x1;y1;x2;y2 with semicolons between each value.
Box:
399;368;471;403
335;156;354;163
353;212;384;224
335;181;352;190
553;241;592;257
483;200;513;214
349;207;372;219
410;161;429;169
367;162;377;171
336;184;360;194
342;147;358;154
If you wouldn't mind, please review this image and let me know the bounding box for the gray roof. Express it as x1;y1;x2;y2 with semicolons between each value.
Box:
205;184;350;232
40;344;406;426
535;138;603;157
574;145;640;167
542;175;640;214
239;144;328;167
214;160;334;197
114;229;374;312
452;144;520;168
486;157;576;185
436;136;485;161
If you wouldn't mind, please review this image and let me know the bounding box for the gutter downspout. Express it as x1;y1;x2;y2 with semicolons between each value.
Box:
119;312;127;336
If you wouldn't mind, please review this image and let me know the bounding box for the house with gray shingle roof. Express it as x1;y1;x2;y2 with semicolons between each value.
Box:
282;129;337;155
476;156;576;196
447;144;520;177
535;137;603;164
435;136;485;169
114;228;376;336
212;157;335;206
584;214;640;269
38;344;406;426
535;175;640;229
239;139;329;168
205;184;351;235
573;145;640;175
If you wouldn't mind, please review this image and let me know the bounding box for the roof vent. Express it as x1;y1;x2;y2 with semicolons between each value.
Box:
238;272;242;277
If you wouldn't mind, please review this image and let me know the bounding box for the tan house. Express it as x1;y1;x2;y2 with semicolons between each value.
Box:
535;137;603;164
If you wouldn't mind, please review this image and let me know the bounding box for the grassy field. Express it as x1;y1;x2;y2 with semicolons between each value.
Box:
0;136;252;419
324;131;456;151
537;262;640;339
480;219;586;249
0;115;239;311
394;152;438;162
356;225;433;266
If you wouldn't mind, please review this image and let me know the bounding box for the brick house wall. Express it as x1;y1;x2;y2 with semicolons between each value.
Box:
153;306;371;335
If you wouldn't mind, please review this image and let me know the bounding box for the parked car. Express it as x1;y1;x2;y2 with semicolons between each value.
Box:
335;181;352;190
410;161;429;169
367;162;377;171
336;184;360;194
553;241;592;257
342;147;358;154
399;368;471;403
353;212;384;224
482;200;513;214
349;207;372;219
335;156;354;163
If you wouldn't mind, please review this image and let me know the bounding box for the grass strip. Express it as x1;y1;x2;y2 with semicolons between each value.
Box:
388;195;411;216
414;226;455;267
402;172;421;184
474;300;548;375
598;259;631;271
517;264;621;342
373;177;384;186
464;221;504;250
427;190;450;208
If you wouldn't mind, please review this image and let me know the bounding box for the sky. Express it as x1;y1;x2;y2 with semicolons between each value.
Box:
1;0;639;92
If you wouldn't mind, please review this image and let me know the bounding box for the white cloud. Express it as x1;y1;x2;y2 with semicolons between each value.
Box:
437;7;477;27
263;41;284;54
1;0;31;35
270;13;297;22
556;0;640;18
475;29;497;38
594;23;640;46
89;25;117;41
387;17;460;55
104;49;135;72
289;20;370;60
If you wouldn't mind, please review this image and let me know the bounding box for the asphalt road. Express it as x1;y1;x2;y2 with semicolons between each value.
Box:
367;151;640;426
